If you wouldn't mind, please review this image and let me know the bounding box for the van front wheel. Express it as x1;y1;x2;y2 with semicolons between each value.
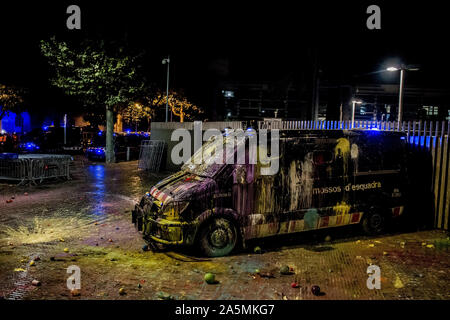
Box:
198;218;237;257
362;208;386;235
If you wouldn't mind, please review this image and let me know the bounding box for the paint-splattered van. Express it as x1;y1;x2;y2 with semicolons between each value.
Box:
132;129;408;257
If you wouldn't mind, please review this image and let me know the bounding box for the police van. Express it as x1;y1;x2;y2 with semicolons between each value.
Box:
132;129;408;257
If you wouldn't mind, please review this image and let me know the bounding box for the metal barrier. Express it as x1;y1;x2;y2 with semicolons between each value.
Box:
0;158;30;184
138;140;166;172
0;154;72;185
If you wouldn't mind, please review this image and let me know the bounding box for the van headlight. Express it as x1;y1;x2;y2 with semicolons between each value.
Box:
162;201;189;219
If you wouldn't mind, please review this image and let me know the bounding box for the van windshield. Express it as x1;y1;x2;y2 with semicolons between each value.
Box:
182;130;251;178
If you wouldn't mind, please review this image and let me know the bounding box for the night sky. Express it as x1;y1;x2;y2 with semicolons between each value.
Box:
1;1;449;117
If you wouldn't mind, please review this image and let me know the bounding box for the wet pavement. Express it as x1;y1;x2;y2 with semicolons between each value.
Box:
0;156;449;300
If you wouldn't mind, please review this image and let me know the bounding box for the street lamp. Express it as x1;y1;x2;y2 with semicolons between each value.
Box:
351;99;363;128
386;64;419;127
162;56;170;122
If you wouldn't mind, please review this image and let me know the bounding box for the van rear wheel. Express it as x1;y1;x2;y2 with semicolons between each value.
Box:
362;208;386;235
198;218;237;257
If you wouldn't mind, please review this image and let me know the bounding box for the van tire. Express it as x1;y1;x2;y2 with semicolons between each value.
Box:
198;217;237;257
362;207;386;235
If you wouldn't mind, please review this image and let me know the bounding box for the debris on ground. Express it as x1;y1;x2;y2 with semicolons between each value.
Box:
142;244;149;252
311;285;321;296
260;272;275;278
63;248;69;253
29;260;36;266
394;275;404;289
14;268;26;272
324;235;331;242
280;265;291;275
253;246;262;254
71;289;81;297
157;291;174;300
204;272;216;284
119;288;126;295
31;280;41;286
291;282;299;288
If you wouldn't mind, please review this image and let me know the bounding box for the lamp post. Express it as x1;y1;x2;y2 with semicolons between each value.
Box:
351;99;362;128
162;56;170;122
386;65;419;127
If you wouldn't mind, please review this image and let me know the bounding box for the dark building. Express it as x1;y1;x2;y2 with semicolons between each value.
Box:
215;80;450;123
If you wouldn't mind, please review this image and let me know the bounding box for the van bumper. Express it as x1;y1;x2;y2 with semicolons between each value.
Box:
132;205;195;246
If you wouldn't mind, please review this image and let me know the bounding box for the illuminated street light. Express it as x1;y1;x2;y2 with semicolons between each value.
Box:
162;56;170;122
351;99;363;128
386;64;419;127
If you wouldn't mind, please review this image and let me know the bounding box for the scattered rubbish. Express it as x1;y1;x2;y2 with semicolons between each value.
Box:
260;272;275;278
254;269;260;274
328;269;333;273
422;242;427;246
11;196;15;199
71;289;81;297
50;257;55;261
59;238;65;242
291;282;299;288
253;246;262;254
14;268;26;272
142;244;149;252
29;260;36;266
356;240;361;244
6;199;12;203
63;248;69;253
34;256;40;261
400;241;406;247
426;244;435;248
8;242;13;246
24;192;28;196
204;273;216;284
20;259;27;263
374;240;381;244
116;227;120;230
394;275;404;289
368;244;375;248
383;251;389;256
137;283;142;289
119;288;126;295
414;273;424;278
280;266;291;275
108;239;113;242
31;280;41;286
324;235;331;242
311;285;321;296
157;291;174;300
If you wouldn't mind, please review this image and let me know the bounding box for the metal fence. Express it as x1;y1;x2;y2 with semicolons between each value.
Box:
258;119;450;230
138;140;166;172
0;154;72;185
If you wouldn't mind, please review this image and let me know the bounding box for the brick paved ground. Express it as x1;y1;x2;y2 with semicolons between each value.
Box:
0;158;449;300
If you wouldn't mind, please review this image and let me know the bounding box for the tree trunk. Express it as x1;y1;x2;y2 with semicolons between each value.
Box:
106;106;115;163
